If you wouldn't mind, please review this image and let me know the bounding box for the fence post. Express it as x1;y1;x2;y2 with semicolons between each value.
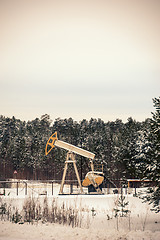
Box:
17;182;18;196
107;184;110;194
134;186;137;196
25;182;27;195
3;183;6;196
70;183;73;194
52;182;53;195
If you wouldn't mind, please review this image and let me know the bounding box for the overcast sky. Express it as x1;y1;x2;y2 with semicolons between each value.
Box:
0;0;160;123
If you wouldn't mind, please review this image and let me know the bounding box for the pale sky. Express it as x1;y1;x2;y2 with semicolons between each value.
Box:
0;0;160;123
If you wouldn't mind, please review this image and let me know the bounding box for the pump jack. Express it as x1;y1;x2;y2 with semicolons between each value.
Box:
45;132;104;194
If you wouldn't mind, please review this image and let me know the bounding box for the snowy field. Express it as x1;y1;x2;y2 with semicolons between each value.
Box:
0;182;160;240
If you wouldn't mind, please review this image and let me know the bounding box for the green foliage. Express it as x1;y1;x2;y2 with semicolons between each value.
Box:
140;187;160;213
114;194;130;217
145;97;160;182
138;97;160;213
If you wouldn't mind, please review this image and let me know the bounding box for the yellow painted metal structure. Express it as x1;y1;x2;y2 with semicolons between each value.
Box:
45;132;58;155
45;131;104;194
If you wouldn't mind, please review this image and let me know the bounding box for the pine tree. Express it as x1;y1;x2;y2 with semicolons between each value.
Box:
141;97;160;213
114;193;130;217
118;117;142;179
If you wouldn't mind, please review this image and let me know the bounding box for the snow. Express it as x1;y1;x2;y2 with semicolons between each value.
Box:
0;183;160;240
0;221;160;240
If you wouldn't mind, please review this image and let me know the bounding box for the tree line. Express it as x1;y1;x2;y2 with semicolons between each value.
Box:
0;97;158;183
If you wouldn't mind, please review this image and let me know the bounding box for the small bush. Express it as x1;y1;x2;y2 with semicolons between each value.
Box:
114;194;131;217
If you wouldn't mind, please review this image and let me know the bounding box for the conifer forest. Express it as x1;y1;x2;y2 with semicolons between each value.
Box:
0;97;159;186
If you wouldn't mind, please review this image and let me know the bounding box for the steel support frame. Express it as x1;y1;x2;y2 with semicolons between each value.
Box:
59;151;83;194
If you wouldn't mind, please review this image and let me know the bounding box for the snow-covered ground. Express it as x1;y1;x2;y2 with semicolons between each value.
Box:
0;182;160;240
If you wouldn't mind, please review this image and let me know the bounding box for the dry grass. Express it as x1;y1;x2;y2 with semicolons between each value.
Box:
0;196;88;228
